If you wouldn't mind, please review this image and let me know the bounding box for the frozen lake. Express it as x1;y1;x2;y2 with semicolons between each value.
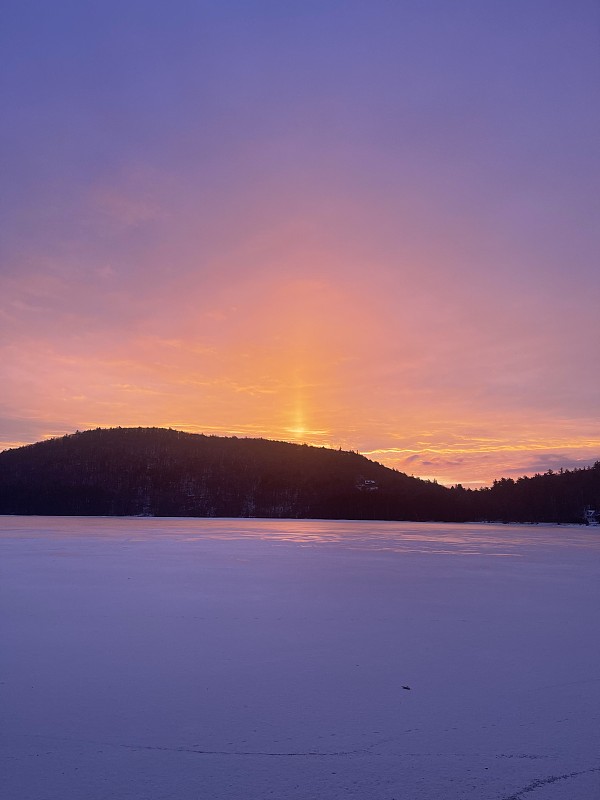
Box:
2;517;600;799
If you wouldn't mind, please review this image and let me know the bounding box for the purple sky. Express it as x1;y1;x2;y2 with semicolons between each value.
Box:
1;1;599;485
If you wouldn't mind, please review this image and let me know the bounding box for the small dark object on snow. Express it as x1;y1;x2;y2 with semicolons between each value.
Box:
402;685;411;690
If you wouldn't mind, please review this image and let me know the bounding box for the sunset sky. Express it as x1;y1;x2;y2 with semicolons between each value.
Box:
2;1;599;486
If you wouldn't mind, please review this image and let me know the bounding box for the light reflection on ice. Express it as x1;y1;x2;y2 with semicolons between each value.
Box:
2;515;599;559
2;515;600;800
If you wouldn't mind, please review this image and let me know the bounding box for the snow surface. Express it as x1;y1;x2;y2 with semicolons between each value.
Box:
2;517;600;800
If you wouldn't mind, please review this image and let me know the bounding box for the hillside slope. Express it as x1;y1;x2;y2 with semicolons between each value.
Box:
1;428;599;522
0;427;453;519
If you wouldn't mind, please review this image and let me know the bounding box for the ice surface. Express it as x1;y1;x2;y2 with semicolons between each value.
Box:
2;517;600;799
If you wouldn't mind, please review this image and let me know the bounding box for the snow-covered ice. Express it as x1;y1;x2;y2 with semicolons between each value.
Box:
2;517;600;799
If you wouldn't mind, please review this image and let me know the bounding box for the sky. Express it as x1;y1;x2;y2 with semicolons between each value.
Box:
1;0;599;486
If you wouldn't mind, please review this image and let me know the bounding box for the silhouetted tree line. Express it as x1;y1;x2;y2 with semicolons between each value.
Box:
0;428;598;524
463;465;600;523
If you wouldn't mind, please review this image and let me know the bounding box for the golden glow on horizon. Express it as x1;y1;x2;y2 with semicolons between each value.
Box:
288;427;306;439
2;250;599;487
364;437;600;458
3;417;598;488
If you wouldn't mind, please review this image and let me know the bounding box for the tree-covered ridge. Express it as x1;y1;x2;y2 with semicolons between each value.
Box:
0;427;598;523
470;465;600;524
0;427;451;520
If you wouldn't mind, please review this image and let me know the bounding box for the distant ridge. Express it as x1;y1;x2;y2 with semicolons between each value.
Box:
0;427;598;523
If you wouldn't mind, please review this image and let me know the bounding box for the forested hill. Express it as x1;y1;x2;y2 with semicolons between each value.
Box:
0;427;452;519
0;427;598;523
